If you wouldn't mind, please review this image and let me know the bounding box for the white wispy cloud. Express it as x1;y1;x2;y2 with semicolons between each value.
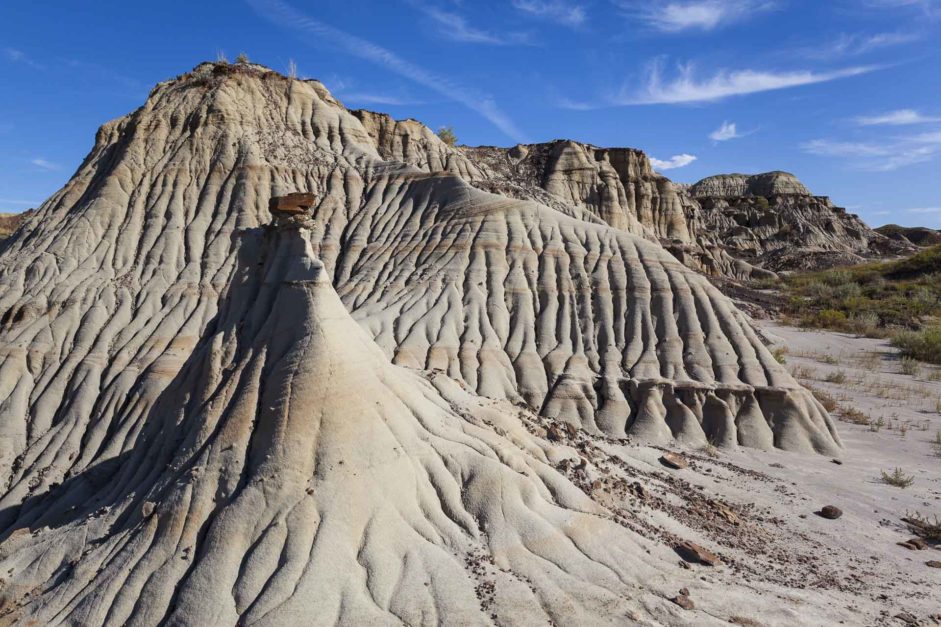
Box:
246;0;527;142
855;109;941;126
30;158;60;171
866;0;940;15
2;48;44;69
802;131;941;171
615;59;879;105
907;206;941;213
419;6;532;45
709;121;742;141
801;31;920;58
339;93;424;106
619;0;776;32
511;0;587;27
650;153;697;169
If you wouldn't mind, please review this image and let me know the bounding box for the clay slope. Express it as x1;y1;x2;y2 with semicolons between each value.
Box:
0;220;654;624
0;61;846;623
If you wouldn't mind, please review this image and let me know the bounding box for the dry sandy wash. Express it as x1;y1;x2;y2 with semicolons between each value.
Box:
0;62;934;626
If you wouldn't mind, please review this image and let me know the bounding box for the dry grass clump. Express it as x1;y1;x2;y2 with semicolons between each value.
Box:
900;356;922;377
903;512;941;542
771;346;788;364
806;385;839;413
824;370;848;384
839;405;871;425
857;352;882;370
790;364;816;380
881;467;914;488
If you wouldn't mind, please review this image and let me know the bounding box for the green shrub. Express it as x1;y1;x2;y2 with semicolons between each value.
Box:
437;126;458;147
892;326;941;365
823;270;852;287
881;467;914;488
832;283;863;302
754;196;770;210
813;309;847;328
887;245;941;279
846;312;880;336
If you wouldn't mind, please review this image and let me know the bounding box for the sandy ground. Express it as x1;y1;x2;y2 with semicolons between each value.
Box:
570;321;941;625
486;321;941;626
670;321;941;625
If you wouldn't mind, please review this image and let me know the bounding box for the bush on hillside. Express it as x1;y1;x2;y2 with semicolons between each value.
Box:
437;126;457;147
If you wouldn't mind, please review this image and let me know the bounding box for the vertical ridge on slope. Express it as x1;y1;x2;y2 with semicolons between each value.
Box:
0;62;839;533
0;219;668;626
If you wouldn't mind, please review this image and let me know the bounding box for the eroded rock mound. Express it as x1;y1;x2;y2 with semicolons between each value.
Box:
688;172;911;271
876;224;941;248
0;61;845;625
688;172;811;198
354;107;908;277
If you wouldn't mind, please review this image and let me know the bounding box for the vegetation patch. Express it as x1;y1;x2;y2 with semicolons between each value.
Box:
755;245;941;364
880;467;915;488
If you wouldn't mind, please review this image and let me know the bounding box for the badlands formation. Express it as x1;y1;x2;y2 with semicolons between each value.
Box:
0;62;937;625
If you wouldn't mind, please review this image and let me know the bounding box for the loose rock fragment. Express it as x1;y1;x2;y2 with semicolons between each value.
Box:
672;594;695;610
818;505;843;520
898;538;928;551
660;452;689;470
674;541;721;566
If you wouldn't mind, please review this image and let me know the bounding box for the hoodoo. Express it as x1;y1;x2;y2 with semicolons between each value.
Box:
0;62;858;625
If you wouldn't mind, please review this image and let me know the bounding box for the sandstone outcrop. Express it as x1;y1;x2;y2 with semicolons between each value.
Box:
0;62;845;625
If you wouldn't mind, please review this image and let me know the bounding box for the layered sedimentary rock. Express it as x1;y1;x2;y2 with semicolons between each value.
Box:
0;62;842;625
354;108;907;276
688;172;811;198
688;173;911;271
876;224;941;247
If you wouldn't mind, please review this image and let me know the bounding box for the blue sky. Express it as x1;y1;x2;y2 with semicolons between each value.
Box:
1;0;940;227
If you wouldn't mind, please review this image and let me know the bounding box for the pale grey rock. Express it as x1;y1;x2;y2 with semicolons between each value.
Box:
0;62;845;626
689;172;811;199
